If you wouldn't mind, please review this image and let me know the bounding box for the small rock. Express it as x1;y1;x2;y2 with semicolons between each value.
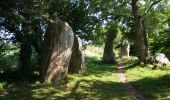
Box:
155;53;170;65
69;36;85;73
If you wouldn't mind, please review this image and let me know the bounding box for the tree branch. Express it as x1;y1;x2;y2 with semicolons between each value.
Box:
144;0;162;15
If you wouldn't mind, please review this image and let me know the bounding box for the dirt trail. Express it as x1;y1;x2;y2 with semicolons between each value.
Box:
117;64;146;100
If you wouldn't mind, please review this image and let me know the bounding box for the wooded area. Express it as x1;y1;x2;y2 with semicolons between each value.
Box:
0;0;170;99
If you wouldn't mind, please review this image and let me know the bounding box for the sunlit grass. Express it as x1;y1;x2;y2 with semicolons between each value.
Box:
1;45;169;99
124;57;170;99
0;45;130;100
85;45;103;59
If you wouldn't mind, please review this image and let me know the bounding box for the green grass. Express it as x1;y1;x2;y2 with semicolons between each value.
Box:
123;57;170;100
0;45;130;100
1;45;169;100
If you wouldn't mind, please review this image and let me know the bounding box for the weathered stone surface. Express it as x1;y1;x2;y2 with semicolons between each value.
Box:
120;40;130;58
41;18;74;83
155;53;170;65
102;28;117;63
69;36;84;73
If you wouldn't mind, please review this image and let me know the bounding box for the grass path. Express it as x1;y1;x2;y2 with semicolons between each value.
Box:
0;46;169;99
117;64;146;100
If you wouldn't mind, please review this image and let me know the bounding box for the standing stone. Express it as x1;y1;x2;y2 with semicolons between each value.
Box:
154;53;170;65
69;36;84;73
120;40;130;58
102;28;117;63
41;18;74;83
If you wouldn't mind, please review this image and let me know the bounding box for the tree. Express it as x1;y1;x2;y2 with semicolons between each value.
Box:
0;0;98;79
144;1;170;57
0;0;47;77
91;0;129;63
131;0;165;64
47;0;98;39
131;0;149;64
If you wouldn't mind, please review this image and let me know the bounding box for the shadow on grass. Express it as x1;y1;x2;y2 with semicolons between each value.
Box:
0;80;129;100
84;56;117;76
0;71;40;100
130;74;170;99
0;70;39;83
0;55;169;99
0;56;126;100
0;56;117;100
0;74;169;100
124;61;140;70
121;57;170;99
0;82;34;100
55;79;130;100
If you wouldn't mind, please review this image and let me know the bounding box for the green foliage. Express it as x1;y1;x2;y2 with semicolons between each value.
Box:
0;0;45;76
46;0;99;39
0;45;40;80
0;38;6;56
0;0;102;75
90;25;107;45
0;45;19;72
0;0;170;88
142;1;170;57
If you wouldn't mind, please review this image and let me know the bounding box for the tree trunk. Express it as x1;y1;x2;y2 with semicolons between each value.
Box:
102;28;117;63
132;0;149;64
19;38;32;77
19;23;32;78
40;18;74;83
68;36;84;73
